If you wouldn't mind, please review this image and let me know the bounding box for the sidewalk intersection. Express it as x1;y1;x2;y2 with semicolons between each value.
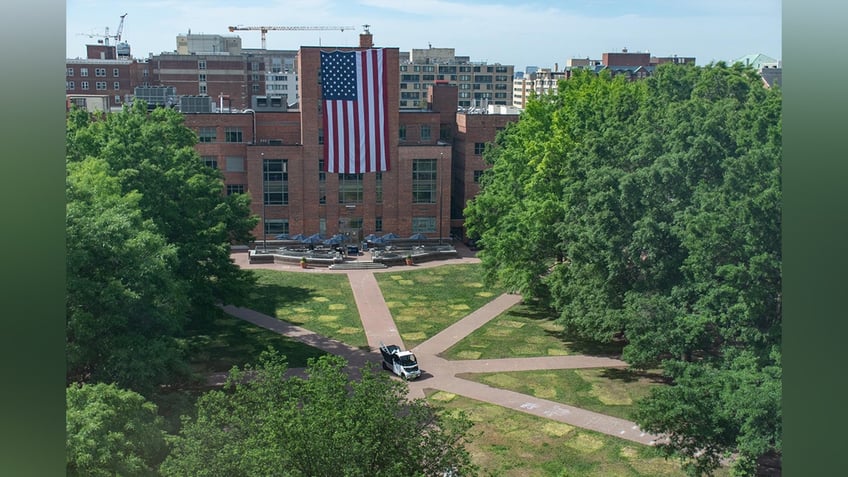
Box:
222;249;661;446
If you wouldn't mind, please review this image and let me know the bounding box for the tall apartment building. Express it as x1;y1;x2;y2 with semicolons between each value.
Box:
512;67;571;109
399;47;514;110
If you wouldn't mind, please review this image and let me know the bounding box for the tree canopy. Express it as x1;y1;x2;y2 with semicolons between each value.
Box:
160;352;475;477
65;102;258;391
464;64;781;475
66;382;168;477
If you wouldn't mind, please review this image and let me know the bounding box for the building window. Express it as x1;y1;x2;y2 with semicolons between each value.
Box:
225;156;245;172
143;69;149;77
473;170;484;183
66;67;74;76
81;81;89;90
318;159;326;204
199;73;206;82
263;159;288;205
375;217;383;233
225;128;243;143
66;81;74;90
265;219;289;236
112;68;119;77
399;125;406;141
252;84;260;93
198;60;206;70
201;156;218;169
474;142;486;155
80;68;89;77
114;95;121;104
375;172;383;203
412;159;437;204
318;128;324;145
95;68;106;77
226;184;245;195
199;84;207;94
412;216;436;233
251;62;259;71
319;218;327;236
420;125;431;141
338;173;364;204
95;82;107;90
198;127;216;143
113;82;121;90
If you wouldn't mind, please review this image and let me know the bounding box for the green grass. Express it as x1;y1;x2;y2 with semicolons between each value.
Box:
457;368;667;421
442;300;623;360
182;306;328;374
247;269;368;348
427;391;709;477
374;263;506;348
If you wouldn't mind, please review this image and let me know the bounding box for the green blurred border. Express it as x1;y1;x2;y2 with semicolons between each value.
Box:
0;1;66;474
783;1;844;476
0;1;822;475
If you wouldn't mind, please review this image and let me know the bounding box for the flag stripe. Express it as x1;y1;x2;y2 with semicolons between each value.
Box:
321;49;390;174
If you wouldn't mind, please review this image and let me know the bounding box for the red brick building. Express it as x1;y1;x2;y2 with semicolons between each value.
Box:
180;32;477;243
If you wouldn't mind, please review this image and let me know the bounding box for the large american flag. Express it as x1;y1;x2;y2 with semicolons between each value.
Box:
321;49;390;173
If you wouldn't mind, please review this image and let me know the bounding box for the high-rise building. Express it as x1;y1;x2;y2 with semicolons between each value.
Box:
399;47;514;110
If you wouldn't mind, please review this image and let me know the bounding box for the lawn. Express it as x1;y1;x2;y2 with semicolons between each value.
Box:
182;306;328;374
457;368;667;421
247;269;368;348
374;263;506;348
426;391;713;477
442;300;623;360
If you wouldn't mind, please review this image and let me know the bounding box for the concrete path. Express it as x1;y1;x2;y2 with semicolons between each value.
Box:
221;245;662;446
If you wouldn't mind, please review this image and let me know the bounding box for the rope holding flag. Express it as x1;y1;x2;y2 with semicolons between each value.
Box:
321;48;390;173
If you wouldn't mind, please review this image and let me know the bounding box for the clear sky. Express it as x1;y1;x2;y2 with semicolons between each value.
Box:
67;0;781;70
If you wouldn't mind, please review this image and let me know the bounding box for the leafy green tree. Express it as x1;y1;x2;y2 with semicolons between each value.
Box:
66;102;258;313
66;156;188;390
464;64;781;475
65;103;259;390
66;382;168;476
161;351;475;477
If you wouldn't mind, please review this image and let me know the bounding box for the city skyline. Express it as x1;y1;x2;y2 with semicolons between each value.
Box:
67;0;781;69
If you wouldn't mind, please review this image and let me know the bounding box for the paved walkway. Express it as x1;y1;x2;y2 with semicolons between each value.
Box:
222;244;661;446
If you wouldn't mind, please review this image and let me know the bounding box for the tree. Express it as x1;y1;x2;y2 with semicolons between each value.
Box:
66;156;188;391
65;103;259;390
66;382;168;476
464;64;781;475
66;102;258;314
161;351;476;477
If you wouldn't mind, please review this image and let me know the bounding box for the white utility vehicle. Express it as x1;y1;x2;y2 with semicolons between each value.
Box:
379;342;421;380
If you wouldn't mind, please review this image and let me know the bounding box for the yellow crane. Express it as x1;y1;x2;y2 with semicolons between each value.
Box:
227;25;356;49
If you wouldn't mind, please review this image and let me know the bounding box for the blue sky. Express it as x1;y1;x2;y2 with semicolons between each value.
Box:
67;0;781;69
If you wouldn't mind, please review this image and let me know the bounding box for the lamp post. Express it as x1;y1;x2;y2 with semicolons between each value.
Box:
261;152;267;252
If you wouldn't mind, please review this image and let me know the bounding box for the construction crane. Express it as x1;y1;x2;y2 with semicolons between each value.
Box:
78;13;127;46
227;25;356;49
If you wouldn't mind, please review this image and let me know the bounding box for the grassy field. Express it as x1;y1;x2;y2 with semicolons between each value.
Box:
457;368;666;421
182;306;328;374
427;391;707;477
374;263;506;348
442;300;622;360
247;269;368;348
